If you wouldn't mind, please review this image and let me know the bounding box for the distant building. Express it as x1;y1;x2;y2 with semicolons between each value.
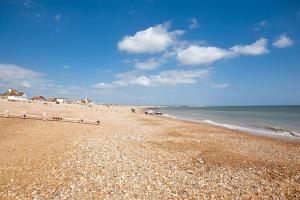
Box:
31;96;46;101
56;98;67;104
1;88;27;101
47;97;56;102
47;97;68;104
80;98;92;104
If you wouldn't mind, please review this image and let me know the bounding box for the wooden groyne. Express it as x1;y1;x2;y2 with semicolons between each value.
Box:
0;110;100;125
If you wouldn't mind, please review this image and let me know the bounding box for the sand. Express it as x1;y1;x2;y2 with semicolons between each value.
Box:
0;99;299;199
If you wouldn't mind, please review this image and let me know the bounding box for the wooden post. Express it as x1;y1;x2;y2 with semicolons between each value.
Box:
4;110;9;118
42;112;47;121
80;115;84;123
22;111;26;119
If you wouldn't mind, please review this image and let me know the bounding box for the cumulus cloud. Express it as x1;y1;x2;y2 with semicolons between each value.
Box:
134;58;160;70
177;45;230;65
115;69;209;87
0;64;48;89
189;18;199;29
117;23;184;54
230;38;269;55
273;34;294;48
118;22;271;68
0;64;112;98
92;69;209;89
176;38;268;66
149;69;209;86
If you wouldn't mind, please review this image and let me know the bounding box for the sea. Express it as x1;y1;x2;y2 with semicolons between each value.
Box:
158;106;300;141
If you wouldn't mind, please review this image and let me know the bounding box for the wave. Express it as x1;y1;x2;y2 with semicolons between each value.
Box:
163;114;300;140
263;125;299;137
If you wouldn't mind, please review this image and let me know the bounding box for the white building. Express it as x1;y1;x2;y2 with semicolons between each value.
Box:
2;89;27;101
56;98;67;104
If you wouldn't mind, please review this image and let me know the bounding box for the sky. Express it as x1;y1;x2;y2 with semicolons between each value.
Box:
0;0;300;106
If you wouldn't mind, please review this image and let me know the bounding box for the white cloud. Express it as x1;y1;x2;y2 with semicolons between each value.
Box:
91;82;114;89
149;69;209;86
117;23;184;54
0;64;81;97
0;64;47;89
189;18;199;29
254;20;267;31
230;38;269;55
132;76;153;86
54;14;61;22
92;69;209;89
273;34;294;48
0;64;111;99
259;20;267;27
134;58;160;70
176;45;230;65
118;22;270;68
176;38;268;66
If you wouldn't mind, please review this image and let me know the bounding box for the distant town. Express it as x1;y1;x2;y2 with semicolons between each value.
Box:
0;88;92;105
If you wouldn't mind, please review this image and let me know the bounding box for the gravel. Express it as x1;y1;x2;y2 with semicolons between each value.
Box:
0;100;299;199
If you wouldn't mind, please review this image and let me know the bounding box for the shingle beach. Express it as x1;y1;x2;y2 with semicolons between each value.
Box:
0;100;299;199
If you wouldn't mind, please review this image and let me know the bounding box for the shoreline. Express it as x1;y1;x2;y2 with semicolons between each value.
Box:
157;112;300;143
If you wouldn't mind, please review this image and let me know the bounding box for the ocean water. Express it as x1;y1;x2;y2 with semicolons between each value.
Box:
158;106;300;141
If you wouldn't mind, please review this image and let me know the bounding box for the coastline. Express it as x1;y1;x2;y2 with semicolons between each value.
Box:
158;112;300;143
0;100;300;199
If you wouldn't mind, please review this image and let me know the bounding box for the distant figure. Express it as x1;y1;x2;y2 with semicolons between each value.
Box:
131;108;135;113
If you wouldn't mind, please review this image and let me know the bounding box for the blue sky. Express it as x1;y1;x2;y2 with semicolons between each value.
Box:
0;0;300;105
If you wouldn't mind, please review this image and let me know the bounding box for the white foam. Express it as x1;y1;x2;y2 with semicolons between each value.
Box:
162;114;300;141
202;120;283;136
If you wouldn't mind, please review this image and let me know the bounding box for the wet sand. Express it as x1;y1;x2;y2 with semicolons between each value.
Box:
0;100;299;199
